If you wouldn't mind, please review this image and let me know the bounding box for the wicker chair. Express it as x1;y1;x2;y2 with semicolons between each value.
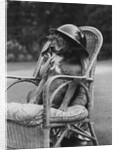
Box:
6;26;103;149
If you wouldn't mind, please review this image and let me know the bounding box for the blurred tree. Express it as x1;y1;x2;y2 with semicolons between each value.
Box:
84;4;112;59
7;0;112;61
84;5;112;42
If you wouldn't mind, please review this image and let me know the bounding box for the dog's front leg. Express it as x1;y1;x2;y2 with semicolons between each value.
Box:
59;80;77;111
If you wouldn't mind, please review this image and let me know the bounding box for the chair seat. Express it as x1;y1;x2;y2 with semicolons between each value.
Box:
7;103;88;125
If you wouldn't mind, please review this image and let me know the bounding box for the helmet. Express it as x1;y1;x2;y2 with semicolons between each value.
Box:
50;24;88;55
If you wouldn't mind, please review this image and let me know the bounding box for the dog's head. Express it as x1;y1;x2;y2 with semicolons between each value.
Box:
41;29;89;72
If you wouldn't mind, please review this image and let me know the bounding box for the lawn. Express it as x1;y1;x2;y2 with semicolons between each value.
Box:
6;60;112;146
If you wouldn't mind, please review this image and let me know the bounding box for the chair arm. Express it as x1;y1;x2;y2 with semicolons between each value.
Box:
6;78;40;91
44;75;93;96
45;74;87;91
6;75;41;81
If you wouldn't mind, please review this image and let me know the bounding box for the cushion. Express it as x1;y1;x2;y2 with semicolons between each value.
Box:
7;103;88;125
50;105;88;123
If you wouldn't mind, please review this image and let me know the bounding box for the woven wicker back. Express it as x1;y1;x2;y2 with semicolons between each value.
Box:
79;27;103;116
80;26;103;78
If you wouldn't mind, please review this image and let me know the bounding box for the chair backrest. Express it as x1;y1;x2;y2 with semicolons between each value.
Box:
79;26;103;116
79;26;103;78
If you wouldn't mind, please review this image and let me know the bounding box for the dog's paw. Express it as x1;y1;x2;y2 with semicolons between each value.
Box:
59;106;67;112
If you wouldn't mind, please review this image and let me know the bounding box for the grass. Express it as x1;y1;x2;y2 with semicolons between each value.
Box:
6;60;112;146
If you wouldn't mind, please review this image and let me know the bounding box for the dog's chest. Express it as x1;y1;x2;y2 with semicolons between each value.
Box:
50;55;63;74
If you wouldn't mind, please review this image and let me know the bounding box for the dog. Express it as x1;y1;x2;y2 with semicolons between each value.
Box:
27;33;88;111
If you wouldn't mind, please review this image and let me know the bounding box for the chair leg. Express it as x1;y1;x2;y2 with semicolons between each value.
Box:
88;122;99;145
43;128;50;148
53;129;68;147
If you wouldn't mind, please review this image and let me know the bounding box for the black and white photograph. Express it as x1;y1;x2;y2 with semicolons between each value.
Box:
5;0;112;149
